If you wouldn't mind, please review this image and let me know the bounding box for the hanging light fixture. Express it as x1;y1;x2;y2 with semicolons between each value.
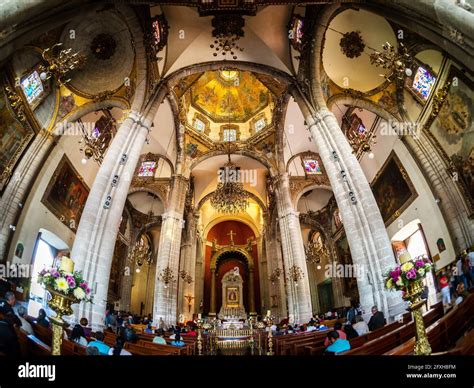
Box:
286;265;304;287
369;42;412;82
209;14;245;60
38;43;86;85
305;234;329;265
209;94;249;214
179;270;194;284
269;268;282;285
157;266;177;288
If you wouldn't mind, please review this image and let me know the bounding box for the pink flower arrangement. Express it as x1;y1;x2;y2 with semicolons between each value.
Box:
38;267;93;302
384;256;432;292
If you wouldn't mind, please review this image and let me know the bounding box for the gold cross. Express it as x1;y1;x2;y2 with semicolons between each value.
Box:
227;230;236;244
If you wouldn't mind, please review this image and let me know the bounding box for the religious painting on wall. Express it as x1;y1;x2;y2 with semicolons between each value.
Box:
226;287;239;305
429;67;474;216
371;151;418;226
0;74;36;193
41;155;89;232
334;234;358;300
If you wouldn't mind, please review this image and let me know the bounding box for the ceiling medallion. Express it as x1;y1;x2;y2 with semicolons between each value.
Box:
90;33;117;60
339;31;365;59
210;14;245;60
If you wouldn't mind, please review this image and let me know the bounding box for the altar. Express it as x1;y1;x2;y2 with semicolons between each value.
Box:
218;267;247;321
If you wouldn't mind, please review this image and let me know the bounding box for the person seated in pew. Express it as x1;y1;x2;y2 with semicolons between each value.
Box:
123;323;138;343
352;314;369;336
343;323;359;340
79;317;92;338
87;332;110;355
16;306;33;335
152;329;167;345
35;309;50;328
455;283;469;305
144;323;154;334
0;313;21;357
86;346;99;356
324;322;346;347
0;291;16;316
108;336;131;356
324;330;351;355
68;324;88;346
368;306;386;332
170;332;185;347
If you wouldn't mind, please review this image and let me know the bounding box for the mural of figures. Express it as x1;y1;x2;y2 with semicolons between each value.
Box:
41;155;89;232
371;151;418;225
430;68;473;215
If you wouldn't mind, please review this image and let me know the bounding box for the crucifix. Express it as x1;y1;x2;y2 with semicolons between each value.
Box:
227;229;236;245
184;294;194;313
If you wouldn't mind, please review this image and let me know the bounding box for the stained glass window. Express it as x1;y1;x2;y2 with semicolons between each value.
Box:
412;66;436;100
357;123;366;137
223;128;237;142
254;118;266;132
152;19;161;46
138;161;156;177
21;70;44;107
194;118;205;132
303;159;322;175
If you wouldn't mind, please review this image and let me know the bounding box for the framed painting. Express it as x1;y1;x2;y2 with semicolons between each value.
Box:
226;287;239;305
371;151;418;226
426;66;474;217
0;74;36;193
41;155;89;232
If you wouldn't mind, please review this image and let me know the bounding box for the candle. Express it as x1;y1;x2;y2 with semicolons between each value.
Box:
59;257;75;273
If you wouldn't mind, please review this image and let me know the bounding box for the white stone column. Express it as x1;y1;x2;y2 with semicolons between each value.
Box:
274;173;312;323
152;174;188;326
0;132;53;262
306;109;403;319
71;111;150;328
178;210;198;321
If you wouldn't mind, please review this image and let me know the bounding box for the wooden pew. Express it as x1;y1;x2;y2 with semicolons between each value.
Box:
342;302;445;355
30;322;53;346
61;339;87;355
385;295;474;355
136;340;189;355
124;342;177;356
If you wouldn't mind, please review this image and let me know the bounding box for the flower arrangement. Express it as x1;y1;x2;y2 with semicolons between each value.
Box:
384;257;432;292
37;267;92;302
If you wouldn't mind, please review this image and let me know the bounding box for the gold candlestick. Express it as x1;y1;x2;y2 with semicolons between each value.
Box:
47;288;79;355
404;280;432;355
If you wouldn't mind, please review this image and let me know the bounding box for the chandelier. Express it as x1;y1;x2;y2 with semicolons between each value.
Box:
305;239;329;265
209;97;249;213
269;268;282;285
128;235;152;274
78;113;117;164
286;265;304;286
38;43;86;85
157;266;177;288
179;270;194;285
369;42;412;82
210;14;244;60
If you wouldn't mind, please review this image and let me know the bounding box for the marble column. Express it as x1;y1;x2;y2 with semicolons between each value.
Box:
152;174;188;326
178;210;198;321
71;112;150;328
274;173;312;323
305;109;403;320
248;267;256;315
210;268;217;316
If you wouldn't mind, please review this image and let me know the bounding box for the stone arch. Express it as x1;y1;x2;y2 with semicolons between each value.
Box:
210;246;255;270
202;216;261;240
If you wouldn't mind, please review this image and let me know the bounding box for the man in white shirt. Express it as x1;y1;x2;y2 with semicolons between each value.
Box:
352;314;369;336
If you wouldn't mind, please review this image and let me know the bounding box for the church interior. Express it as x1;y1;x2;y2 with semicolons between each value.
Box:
0;0;473;361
